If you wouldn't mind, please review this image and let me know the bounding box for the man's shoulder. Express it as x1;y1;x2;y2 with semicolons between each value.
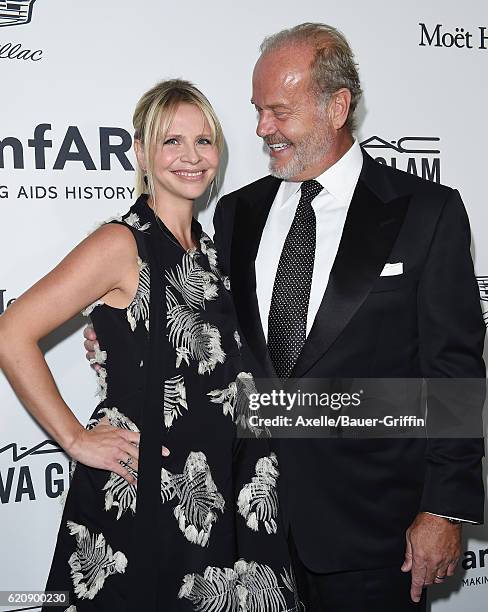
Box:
219;175;279;203
365;156;469;233
365;153;454;200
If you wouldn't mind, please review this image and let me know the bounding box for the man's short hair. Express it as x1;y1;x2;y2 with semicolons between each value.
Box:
260;23;362;132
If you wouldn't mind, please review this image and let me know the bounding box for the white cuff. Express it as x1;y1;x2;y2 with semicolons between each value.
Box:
425;512;476;524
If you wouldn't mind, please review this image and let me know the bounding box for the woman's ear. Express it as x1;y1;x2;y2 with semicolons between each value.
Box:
134;139;146;172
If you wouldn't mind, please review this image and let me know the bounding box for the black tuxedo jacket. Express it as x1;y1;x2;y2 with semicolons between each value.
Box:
213;150;485;573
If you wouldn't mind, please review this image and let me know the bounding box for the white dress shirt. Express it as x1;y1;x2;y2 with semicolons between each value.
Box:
256;139;363;339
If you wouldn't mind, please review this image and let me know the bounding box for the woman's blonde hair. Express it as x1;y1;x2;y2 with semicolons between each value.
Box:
133;78;224;200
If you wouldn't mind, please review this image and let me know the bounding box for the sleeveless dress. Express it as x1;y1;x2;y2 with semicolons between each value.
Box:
42;195;302;612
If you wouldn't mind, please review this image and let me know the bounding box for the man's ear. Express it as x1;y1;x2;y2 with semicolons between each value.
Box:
134;139;146;172
328;88;352;131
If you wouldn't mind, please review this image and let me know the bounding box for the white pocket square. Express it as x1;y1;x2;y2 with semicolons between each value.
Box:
380;262;403;277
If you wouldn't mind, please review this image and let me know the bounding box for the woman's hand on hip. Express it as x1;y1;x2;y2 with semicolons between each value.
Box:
67;416;170;486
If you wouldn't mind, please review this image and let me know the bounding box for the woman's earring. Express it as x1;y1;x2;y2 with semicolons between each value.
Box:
205;179;215;209
143;174;148;186
205;173;220;209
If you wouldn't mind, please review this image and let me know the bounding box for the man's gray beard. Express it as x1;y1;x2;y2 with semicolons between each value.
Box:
269;122;333;181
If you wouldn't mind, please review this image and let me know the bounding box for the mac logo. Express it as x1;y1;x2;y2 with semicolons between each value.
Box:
361;135;441;183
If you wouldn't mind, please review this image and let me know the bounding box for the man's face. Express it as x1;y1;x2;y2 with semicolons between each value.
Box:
252;45;333;181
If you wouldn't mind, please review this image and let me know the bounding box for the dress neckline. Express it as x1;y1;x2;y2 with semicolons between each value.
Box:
133;193;203;253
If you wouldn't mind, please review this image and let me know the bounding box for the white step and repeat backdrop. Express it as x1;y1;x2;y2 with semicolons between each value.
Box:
1;1;487;610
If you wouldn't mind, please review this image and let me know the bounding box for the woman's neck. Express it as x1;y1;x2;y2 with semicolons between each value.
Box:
147;194;196;250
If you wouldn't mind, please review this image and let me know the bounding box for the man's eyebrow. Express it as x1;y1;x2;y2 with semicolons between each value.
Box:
250;100;290;110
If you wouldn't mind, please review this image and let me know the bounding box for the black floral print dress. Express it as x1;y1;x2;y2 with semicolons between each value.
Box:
42;195;302;612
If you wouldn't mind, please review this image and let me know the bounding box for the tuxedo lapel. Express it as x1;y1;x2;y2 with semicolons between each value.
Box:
291;157;410;377
231;176;281;373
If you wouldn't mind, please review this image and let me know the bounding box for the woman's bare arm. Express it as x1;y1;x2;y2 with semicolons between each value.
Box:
0;224;144;483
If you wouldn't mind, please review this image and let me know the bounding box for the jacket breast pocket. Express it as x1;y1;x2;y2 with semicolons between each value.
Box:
369;267;419;293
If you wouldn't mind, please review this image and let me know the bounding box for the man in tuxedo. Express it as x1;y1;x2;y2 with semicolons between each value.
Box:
85;22;485;611
211;22;485;611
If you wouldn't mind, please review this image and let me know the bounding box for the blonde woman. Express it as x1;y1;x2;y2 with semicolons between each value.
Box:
0;80;298;611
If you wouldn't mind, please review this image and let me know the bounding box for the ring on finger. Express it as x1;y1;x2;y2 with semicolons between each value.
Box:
119;455;133;468
435;575;446;580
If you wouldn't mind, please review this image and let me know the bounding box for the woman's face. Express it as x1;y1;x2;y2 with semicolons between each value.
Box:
145;102;219;204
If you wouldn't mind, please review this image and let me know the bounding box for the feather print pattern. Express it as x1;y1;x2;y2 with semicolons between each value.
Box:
164;375;188;428
166;287;225;374
160;451;225;547
164;235;229;374
127;258;150;332
166;249;219;309
237;454;279;534
178;559;301;612
96;407;139;519
200;234;231;290
208;372;267;436
125;211;151;232
81;300;104;317
280;566;306;611
67;521;127;599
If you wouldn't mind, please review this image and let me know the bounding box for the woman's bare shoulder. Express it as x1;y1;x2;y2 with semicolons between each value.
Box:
82;221;139;261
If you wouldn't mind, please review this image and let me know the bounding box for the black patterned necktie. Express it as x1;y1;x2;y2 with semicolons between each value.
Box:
267;179;323;378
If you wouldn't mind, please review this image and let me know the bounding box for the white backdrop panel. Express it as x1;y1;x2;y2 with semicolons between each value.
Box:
0;1;487;610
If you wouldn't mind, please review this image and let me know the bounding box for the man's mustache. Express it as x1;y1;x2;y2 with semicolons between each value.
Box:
263;137;293;146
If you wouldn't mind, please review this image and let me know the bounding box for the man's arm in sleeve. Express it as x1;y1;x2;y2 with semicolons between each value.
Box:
417;188;485;523
212;196;232;276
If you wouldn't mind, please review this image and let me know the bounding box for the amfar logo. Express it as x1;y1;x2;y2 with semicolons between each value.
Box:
461;547;488;587
0;439;68;503
477;277;488;326
0;124;137;201
0;123;134;170
0;0;36;28
361;136;440;183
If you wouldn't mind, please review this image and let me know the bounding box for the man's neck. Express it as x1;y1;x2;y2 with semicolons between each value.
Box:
289;132;354;181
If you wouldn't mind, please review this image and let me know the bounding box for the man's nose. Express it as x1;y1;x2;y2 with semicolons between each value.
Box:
256;111;276;138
